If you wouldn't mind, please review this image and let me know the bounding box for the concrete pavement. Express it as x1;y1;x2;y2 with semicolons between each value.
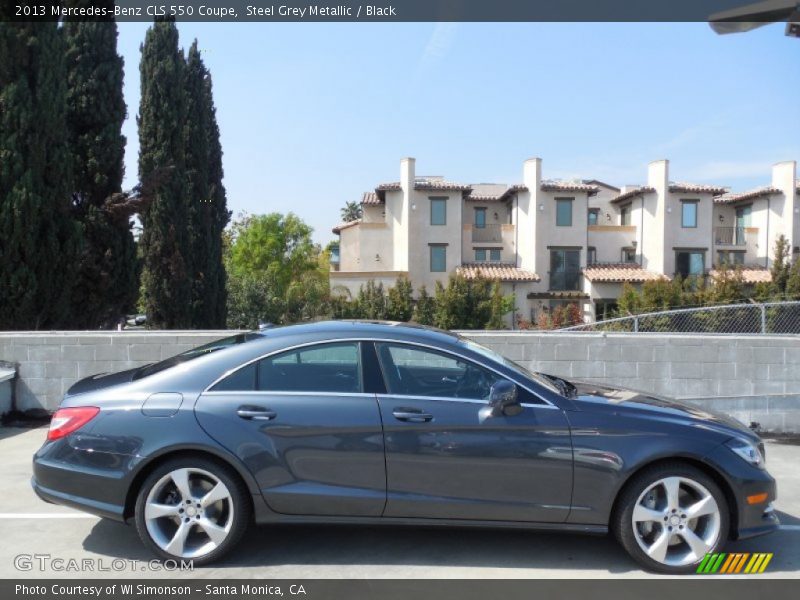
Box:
1;426;798;578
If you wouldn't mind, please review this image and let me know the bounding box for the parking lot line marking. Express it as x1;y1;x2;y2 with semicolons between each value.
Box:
0;513;98;519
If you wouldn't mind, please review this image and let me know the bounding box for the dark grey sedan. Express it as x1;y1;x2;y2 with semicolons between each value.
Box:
32;321;778;572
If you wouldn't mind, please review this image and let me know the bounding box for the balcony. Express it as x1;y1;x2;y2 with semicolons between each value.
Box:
714;226;749;246
471;224;503;243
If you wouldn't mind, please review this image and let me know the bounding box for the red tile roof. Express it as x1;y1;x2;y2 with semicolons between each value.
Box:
332;219;361;234
376;180;472;192
506;182;599;194
708;267;772;284
714;187;781;204
583;263;667;283
361;192;381;205
456;263;540;282
670;182;729;195
610;187;656;204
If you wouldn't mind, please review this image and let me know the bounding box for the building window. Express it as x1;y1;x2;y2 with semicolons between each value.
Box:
550;248;581;290
595;300;618;322
718;250;745;266
588;209;599;226
430;245;447;272
622;247;636;263
474;207;487;229
676;251;705;279
620;204;631;226
587;247;597;265
556;198;573;227
430;198;447;226
681;200;698;228
475;248;502;262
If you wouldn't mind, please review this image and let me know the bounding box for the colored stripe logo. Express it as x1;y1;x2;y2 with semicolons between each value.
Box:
696;553;773;574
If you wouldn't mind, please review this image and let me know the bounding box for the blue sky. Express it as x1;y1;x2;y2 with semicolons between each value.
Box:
116;22;799;244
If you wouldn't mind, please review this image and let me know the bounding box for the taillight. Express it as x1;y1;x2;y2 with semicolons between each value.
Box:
47;407;100;441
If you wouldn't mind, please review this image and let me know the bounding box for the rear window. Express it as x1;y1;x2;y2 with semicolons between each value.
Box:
133;333;262;380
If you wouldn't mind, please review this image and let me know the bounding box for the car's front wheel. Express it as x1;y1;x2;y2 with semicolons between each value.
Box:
134;457;251;565
613;462;729;574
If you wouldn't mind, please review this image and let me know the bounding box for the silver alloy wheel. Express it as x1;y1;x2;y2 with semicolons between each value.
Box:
144;467;234;559
631;476;721;567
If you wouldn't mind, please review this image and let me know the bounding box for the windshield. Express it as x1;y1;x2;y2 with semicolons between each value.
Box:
133;332;262;380
459;339;561;395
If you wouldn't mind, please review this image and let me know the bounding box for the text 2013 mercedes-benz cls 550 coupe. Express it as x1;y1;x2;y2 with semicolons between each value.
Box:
32;321;778;572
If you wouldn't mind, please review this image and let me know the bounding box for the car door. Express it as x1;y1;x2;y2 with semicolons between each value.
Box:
373;341;573;523
195;341;386;517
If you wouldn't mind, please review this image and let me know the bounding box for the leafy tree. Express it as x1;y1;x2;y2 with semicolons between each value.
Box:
184;40;230;328
770;234;791;296
387;276;414;321
786;258;800;300
138;20;191;328
340;200;362;223
616;283;643;316
356;281;388;320
412;285;435;325
63;2;138;328
708;263;745;304
485;283;512;329
225;212;320;327
0;19;82;329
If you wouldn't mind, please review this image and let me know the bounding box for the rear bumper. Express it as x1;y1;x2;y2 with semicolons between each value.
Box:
32;477;125;522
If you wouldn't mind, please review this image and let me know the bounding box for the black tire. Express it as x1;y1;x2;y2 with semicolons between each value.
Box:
134;456;251;566
612;462;729;574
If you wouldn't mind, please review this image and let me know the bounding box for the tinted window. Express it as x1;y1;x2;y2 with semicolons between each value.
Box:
376;343;503;401
258;342;362;393
211;363;257;391
474;207;486;228
490;248;501;261
135;333;262;380
682;200;698;228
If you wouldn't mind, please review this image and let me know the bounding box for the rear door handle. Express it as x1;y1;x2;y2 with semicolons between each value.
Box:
392;408;433;423
237;406;277;421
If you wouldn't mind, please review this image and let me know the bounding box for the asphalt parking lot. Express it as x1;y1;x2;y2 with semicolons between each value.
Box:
1;426;798;579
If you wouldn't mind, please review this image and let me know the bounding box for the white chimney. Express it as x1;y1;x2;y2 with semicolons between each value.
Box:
400;157;416;192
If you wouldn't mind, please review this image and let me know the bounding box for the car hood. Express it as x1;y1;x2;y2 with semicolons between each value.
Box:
568;380;758;442
65;367;140;397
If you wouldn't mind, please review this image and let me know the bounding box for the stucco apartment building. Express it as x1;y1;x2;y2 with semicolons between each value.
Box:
330;157;799;325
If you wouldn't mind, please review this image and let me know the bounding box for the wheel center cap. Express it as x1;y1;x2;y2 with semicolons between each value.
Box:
669;515;681;526
186;505;197;517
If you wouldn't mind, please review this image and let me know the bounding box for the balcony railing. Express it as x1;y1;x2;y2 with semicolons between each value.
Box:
549;270;582;291
714;226;747;246
471;224;503;243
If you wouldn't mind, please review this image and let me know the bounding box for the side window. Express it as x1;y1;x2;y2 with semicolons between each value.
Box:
376;343;503;401
211;343;362;393
210;363;257;391
258;342;362;393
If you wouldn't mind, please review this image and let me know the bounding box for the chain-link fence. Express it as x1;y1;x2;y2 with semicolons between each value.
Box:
559;301;800;334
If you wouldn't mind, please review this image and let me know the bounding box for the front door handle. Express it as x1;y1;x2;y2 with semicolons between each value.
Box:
392;408;434;423
237;406;277;421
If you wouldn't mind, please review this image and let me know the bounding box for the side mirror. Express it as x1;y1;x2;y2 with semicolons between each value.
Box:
488;380;521;416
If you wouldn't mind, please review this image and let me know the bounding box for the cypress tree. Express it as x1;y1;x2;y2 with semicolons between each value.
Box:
63;0;138;328
184;41;230;328
0;20;82;330
138;20;192;329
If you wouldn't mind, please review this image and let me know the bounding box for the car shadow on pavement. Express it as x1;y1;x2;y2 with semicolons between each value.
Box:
81;514;800;576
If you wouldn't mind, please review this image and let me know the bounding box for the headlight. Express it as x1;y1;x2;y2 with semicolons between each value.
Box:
725;438;765;469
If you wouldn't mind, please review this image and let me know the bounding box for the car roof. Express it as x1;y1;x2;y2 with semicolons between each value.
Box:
252;320;461;346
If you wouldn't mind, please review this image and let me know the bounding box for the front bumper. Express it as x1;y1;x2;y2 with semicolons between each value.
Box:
705;443;779;540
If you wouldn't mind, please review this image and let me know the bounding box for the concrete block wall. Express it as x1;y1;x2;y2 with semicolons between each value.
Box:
0;332;233;413
0;330;798;431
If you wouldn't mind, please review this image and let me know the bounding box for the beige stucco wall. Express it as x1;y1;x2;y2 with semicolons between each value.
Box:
408;189;464;291
588;225;638;263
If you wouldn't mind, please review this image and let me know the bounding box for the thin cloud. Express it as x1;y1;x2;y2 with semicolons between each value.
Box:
418;23;458;72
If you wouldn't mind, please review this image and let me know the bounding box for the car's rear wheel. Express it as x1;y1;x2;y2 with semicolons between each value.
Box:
134;457;250;565
613;463;729;574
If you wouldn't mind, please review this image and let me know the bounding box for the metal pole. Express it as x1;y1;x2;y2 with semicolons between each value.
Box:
761;304;767;334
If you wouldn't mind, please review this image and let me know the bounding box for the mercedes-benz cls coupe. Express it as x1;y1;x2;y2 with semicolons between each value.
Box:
32;321;778;572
